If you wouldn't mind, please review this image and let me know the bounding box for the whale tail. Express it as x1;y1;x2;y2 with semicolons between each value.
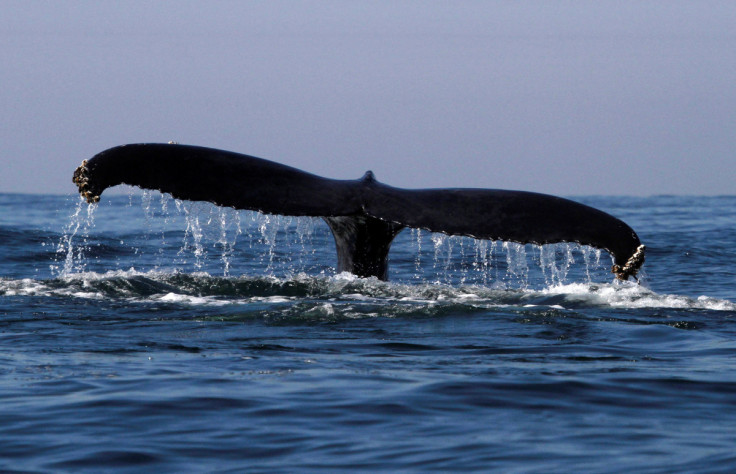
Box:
73;143;645;281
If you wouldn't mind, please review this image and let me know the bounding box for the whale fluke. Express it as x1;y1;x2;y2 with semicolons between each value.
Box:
73;143;645;281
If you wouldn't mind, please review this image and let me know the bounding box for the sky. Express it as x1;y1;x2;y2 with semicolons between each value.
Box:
1;1;734;196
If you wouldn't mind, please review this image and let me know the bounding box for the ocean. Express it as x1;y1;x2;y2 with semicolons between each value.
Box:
1;192;735;472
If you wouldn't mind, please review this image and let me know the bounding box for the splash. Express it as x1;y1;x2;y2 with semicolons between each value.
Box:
503;242;529;287
256;213;280;272
53;196;97;276
175;200;207;269
411;228;423;278
216;206;242;276
5;269;735;313
55;189;620;287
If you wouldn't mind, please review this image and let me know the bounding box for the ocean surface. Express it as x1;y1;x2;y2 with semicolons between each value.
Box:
1;191;735;472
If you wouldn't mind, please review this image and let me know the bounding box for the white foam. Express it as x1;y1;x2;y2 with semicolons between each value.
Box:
1;278;47;296
251;296;293;303
541;282;736;311
2;273;734;312
157;292;221;306
696;296;735;311
344;293;372;301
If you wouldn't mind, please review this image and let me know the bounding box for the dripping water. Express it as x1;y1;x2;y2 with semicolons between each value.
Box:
53;196;97;276
216;207;241;276
54;189;615;286
412;228;423;279
175;200;207;270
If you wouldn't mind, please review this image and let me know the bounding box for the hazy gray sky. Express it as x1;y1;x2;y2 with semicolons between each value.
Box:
1;1;734;195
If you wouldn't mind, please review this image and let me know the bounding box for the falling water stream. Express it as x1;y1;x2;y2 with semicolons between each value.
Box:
54;190;613;289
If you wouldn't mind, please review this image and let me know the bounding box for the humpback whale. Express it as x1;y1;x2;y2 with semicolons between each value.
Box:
73;143;645;281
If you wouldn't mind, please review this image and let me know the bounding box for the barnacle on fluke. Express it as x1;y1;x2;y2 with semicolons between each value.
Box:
612;244;646;281
72;160;100;203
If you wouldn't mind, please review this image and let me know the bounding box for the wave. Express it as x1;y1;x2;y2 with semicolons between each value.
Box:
2;270;733;314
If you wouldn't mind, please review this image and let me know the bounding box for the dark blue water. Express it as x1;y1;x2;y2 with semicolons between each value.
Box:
2;192;735;472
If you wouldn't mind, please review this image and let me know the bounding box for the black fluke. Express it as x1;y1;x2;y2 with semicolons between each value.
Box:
73;143;645;281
